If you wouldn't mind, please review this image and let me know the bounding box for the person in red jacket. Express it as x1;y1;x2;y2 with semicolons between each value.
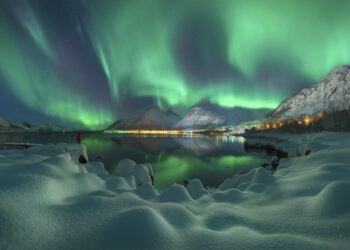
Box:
77;133;82;144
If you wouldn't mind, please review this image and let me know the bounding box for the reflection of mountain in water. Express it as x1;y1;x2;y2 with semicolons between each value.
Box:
175;136;246;156
0;133;269;190
110;136;246;156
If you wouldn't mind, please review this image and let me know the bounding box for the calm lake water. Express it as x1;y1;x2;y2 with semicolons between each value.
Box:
0;132;269;190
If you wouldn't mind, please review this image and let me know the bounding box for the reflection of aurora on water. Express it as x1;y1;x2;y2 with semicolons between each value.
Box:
106;134;266;190
152;154;265;190
0;131;267;189
0;131;266;190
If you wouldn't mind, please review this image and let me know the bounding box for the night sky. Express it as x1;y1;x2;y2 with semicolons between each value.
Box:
1;0;350;129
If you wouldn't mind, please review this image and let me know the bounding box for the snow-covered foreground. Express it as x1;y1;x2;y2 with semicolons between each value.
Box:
1;133;350;250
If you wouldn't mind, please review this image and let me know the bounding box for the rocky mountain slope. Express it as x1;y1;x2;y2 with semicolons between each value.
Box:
107;107;181;130
172;106;226;130
266;65;350;120
22;122;64;132
197;103;271;125
1;118;64;133
0;118;26;132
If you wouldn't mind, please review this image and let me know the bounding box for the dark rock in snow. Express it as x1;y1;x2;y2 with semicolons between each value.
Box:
79;155;88;164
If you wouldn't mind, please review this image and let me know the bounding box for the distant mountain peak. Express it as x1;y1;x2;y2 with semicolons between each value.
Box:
107;106;181;130
172;106;226;130
0;118;27;132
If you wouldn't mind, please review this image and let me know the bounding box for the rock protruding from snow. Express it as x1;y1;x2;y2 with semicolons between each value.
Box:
172;106;226;129
266;65;350;120
107;106;181;130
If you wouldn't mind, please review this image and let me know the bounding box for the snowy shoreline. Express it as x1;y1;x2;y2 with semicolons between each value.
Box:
1;132;350;249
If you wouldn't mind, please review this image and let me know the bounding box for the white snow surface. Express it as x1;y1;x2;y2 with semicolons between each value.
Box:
1;133;350;250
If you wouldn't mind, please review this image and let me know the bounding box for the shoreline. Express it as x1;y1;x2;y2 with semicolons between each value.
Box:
1;131;350;249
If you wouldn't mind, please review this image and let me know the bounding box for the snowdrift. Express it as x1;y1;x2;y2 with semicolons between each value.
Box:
1;132;350;250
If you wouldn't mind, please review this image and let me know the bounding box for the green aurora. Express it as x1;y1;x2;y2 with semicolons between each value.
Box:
1;0;350;129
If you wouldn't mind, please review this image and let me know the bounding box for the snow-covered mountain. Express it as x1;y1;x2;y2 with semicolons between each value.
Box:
266;65;350;120
172;106;226;130
107;107;181;130
23;123;65;132
196;103;271;125
0;118;26;132
0;118;11;131
0;119;64;133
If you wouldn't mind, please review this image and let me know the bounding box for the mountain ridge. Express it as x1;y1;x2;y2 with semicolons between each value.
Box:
107;107;181;130
265;65;350;121
0;118;26;132
171;106;226;130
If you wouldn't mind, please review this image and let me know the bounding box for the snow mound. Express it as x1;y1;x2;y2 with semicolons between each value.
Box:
132;164;152;186
186;179;208;199
309;181;350;217
135;182;160;200
1;133;350;249
116;159;136;175
116;160;153;187
219;167;274;192
159;184;193;203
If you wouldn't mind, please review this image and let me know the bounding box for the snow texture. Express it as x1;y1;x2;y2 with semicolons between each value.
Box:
1;132;350;250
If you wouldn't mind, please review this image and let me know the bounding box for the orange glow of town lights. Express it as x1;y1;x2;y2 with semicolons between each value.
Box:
252;111;326;131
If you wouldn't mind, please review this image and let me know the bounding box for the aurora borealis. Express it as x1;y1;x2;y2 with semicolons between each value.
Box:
1;0;350;129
